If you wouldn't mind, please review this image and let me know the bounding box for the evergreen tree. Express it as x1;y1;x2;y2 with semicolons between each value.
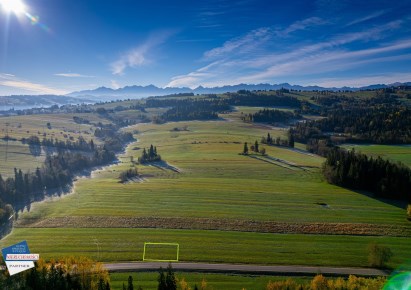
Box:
267;133;272;144
243;142;249;154
165;264;177;290
128;275;134;290
254;140;259;152
143;148;148;160
288;133;295;148
149;145;155;158
98;278;106;290
158;268;167;290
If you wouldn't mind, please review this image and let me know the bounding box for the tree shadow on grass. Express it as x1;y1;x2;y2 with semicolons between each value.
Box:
351;188;408;210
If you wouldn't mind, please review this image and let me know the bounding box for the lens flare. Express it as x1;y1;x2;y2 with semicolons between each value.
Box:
0;0;25;14
383;271;411;290
24;12;50;32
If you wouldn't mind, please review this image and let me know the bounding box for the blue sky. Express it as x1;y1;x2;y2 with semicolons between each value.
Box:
0;0;411;95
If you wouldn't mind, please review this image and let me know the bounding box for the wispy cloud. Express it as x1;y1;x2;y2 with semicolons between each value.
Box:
167;18;409;88
54;73;94;78
278;17;327;36
313;73;411;88
0;74;67;95
203;27;271;60
111;31;174;75
236;39;411;83
346;10;387;27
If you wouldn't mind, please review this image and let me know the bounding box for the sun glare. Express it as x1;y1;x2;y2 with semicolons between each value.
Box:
0;0;26;14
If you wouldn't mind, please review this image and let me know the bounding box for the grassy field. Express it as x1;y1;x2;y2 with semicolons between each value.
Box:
2;228;411;268
109;272;312;290
0;140;45;177
1;107;410;270
341;144;411;167
13;118;408;226
0;113;109;176
0;113;103;142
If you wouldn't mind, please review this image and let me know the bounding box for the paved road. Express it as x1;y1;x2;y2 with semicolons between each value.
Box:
104;262;389;277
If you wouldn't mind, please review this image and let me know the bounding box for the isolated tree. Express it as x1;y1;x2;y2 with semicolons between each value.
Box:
243;142;249;154
254;140;259;152
368;243;393;268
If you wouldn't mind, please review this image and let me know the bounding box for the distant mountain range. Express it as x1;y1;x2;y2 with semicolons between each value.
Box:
68;82;411;99
0;94;95;111
1;82;410;110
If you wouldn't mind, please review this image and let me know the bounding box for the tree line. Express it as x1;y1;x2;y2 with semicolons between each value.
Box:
0;124;133;229
294;105;411;144
226;90;301;107
261;132;295;148
241;108;301;123
22;135;95;155
0;143;115;212
159;99;230;122
0;256;110;290
323;148;411;201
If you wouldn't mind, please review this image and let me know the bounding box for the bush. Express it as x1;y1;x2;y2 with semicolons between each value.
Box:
266;279;299;290
310;274;328;290
119;168;138;183
368;243;393;268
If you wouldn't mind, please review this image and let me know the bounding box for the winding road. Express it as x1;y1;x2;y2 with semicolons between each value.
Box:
104;262;389;277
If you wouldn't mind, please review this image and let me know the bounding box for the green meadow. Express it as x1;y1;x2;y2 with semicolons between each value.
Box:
1;107;410;269
341;144;411;167
0;139;44;177
3;228;411;268
0;113;102;142
109;272;312;290
12;119;408;226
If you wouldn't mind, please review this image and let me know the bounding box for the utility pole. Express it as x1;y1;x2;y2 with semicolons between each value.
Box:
93;238;101;261
5;122;9;162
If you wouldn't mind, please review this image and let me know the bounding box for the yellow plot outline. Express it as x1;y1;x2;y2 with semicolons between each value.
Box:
142;242;180;262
